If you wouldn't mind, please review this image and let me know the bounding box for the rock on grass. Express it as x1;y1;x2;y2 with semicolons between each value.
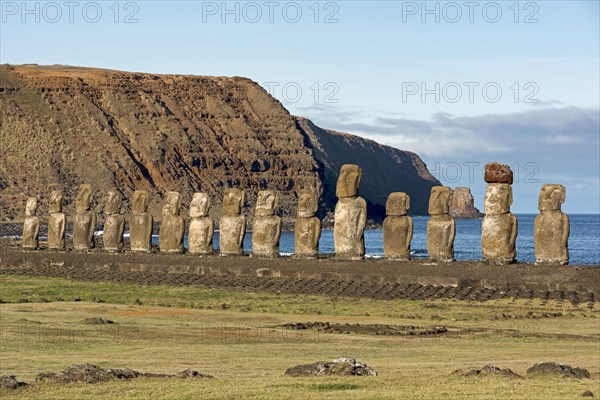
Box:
285;357;377;377
0;375;28;390
526;362;590;379
34;364;214;384
452;364;523;379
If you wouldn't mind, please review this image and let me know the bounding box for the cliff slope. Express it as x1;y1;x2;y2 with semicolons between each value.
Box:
295;117;439;217
0;64;439;221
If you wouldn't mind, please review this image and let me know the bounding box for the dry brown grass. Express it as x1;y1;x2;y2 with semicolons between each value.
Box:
0;275;599;399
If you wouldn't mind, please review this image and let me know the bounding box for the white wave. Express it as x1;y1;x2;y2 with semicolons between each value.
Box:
365;254;385;259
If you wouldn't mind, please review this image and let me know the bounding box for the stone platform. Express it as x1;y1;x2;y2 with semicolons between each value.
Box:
1;248;598;298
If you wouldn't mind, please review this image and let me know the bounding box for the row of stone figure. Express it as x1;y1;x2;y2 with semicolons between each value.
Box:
21;164;570;265
21;184;317;257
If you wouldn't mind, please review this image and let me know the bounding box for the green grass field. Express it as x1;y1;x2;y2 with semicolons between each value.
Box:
1;275;599;399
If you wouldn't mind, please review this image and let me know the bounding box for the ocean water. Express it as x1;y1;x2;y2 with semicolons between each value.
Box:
158;214;599;265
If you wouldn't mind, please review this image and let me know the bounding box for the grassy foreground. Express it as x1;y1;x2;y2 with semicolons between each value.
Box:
0;274;599;399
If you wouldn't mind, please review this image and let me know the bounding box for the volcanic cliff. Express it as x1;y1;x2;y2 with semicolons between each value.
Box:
0;64;439;223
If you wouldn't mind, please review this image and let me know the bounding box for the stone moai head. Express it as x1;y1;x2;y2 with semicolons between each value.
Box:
105;191;122;215
132;190;150;214
484;183;512;215
538;184;566;211
386;192;410;216
49;191;63;213
223;188;244;216
190;192;210;218
25;197;38;217
75;184;93;212
428;186;453;215
162;191;182;216
297;191;318;218
336;164;362;198
255;190;278;217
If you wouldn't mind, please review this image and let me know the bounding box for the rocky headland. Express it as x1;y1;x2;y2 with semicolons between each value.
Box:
0;64;439;224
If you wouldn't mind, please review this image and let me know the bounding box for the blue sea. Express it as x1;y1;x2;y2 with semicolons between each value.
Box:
163;214;599;265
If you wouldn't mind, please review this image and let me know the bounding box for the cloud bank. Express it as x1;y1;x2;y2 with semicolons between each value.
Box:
296;105;599;158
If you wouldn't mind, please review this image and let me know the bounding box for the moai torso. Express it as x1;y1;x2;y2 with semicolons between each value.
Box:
220;188;246;255
427;187;455;262
534;184;569;265
294;190;321;258
22;197;40;249
129;190;153;252
159;191;184;253
383;192;412;260
48;191;66;250
252;190;282;257
73;184;97;250
188;192;214;255
295;217;321;257
481;183;517;264
334;164;367;259
427;215;455;261
103;191;125;251
334;197;367;258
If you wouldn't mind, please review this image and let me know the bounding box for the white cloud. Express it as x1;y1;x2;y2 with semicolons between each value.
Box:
545;135;585;145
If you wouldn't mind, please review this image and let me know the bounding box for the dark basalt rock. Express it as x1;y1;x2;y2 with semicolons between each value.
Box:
285;357;377;377
453;364;523;379
33;364;214;385
0;375;28;390
526;362;590;379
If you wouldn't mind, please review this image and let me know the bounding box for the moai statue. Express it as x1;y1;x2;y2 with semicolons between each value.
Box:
129;190;153;252
73;184;97;250
427;186;455;262
22;197;40;249
188;192;214;255
294;190;321;258
534;184;569;265
252;190;282;257
383;192;413;260
334;164;367;259
220;188;246;255
159;191;184;253
103;190;125;251
481;183;517;264
47;190;66;250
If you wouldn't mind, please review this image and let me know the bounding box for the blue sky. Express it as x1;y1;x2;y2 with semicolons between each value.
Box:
1;0;598;213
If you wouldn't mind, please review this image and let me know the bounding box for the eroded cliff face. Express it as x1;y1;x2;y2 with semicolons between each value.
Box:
0;64;439;222
449;187;484;219
295;117;439;216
